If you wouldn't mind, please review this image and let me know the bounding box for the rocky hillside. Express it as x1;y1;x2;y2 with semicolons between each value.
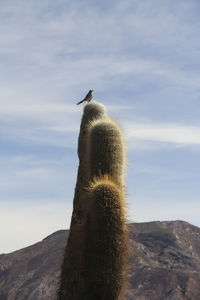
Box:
0;221;200;300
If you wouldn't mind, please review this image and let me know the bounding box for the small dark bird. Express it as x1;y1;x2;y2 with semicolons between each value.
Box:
76;90;93;105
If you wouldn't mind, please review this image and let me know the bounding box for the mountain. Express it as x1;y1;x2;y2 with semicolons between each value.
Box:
0;221;200;300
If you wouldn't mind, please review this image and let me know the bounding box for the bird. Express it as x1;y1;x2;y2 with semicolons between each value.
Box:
76;90;93;105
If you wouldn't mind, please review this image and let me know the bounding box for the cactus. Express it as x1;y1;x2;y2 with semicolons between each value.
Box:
58;102;106;300
59;102;127;300
85;118;127;300
86;177;127;300
88;118;125;187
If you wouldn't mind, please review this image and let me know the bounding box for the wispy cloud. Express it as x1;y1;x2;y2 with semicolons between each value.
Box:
125;122;200;147
0;0;200;104
0;154;77;200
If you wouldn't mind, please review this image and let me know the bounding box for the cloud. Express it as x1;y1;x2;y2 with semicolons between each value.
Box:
1;103;77;115
125;122;200;147
0;154;77;200
0;0;200;100
1;103;80;128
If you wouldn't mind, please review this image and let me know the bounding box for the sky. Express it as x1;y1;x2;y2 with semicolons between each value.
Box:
1;0;200;253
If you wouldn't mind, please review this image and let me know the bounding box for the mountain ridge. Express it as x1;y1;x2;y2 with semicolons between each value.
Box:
0;220;200;300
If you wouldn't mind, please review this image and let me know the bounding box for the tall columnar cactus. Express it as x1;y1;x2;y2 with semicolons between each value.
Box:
59;102;127;300
58;102;106;300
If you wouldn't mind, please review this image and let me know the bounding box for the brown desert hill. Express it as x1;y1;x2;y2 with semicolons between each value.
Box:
0;220;200;300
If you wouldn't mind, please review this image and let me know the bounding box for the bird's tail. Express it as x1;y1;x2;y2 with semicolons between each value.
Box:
76;99;84;105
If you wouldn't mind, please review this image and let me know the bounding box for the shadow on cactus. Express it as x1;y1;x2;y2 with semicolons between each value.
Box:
58;101;128;300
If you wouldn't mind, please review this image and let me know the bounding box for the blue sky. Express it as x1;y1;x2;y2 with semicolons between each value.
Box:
1;0;200;253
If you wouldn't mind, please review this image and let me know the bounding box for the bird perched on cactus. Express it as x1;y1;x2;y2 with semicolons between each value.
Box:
76;90;93;105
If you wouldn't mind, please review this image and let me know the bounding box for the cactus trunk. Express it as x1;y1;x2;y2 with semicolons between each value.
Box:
58;102;106;300
59;102;128;300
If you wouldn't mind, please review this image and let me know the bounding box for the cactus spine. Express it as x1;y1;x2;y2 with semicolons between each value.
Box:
59;102;127;300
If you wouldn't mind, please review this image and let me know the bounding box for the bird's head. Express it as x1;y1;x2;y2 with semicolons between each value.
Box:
90;89;94;92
